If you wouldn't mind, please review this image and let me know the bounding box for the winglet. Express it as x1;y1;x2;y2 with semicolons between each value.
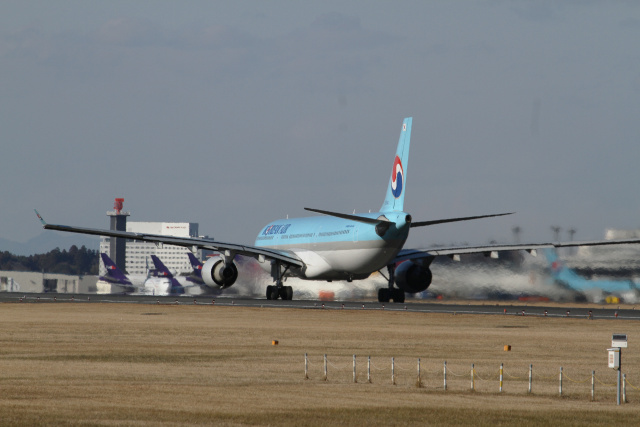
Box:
34;209;47;226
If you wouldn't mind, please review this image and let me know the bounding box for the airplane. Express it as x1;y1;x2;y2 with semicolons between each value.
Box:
543;248;640;303
35;117;640;303
144;255;187;296
98;253;136;294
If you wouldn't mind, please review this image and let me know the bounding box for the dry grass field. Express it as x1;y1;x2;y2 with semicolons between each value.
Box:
0;302;638;426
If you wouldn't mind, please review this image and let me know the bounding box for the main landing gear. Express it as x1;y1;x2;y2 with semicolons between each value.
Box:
266;284;293;300
377;264;405;303
266;260;293;300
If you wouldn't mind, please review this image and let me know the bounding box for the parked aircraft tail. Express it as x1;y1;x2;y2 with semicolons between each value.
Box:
185;252;205;285
99;253;133;286
150;255;185;295
187;252;203;278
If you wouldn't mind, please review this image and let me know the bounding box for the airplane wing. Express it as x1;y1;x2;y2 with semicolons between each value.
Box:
395;238;640;263
37;214;304;268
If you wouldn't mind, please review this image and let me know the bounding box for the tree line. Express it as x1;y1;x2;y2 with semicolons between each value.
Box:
0;245;99;275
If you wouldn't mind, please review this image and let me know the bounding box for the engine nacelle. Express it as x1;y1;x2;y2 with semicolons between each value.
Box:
395;261;432;294
202;258;238;289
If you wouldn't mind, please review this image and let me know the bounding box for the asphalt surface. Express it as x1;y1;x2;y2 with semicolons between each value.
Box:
1;292;639;320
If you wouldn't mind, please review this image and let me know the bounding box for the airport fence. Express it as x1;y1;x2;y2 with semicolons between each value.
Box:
304;353;638;404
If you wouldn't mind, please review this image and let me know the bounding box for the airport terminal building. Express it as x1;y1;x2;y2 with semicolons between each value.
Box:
0;271;97;293
98;221;204;277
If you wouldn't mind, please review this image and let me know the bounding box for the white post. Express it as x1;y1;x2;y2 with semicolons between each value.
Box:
471;363;475;391
591;370;595;401
304;353;308;380
499;363;504;393
324;354;327;381
623;374;627;403
617;368;621;406
392;357;395;385
444;361;447;391
367;356;371;383
559;367;563;396
417;358;421;387
528;364;532;394
353;355;357;383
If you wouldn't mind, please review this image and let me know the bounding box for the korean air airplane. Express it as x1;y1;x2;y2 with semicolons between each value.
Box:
543;248;639;303
35;118;640;303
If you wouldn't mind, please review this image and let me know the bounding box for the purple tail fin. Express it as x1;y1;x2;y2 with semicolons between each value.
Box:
150;255;174;278
150;255;185;295
99;253;133;285
187;252;203;279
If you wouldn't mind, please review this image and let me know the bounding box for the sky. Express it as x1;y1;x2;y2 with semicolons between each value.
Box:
1;1;640;252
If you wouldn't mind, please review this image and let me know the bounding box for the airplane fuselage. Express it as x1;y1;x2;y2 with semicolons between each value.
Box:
546;249;639;300
555;273;638;294
255;211;411;280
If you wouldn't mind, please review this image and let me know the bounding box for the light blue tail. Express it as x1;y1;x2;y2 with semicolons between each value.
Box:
380;117;412;212
543;248;582;283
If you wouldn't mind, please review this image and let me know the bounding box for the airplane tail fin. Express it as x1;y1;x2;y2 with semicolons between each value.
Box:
542;248;587;290
542;248;559;267
187;253;203;283
381;117;412;212
150;255;185;294
100;253;132;285
187;252;203;277
150;255;174;278
543;248;567;278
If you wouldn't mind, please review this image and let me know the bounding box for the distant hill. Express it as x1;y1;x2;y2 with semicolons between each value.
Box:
0;232;99;256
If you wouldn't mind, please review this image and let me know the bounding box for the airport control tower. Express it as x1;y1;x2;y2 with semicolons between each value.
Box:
107;198;130;273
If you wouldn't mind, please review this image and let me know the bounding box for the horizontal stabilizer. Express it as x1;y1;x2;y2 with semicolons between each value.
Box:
304;207;391;225
410;212;514;228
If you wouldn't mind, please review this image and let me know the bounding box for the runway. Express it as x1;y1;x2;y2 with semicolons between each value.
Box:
1;292;639;320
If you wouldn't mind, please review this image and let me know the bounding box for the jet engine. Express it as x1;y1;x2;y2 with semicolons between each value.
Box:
201;257;238;289
394;261;432;294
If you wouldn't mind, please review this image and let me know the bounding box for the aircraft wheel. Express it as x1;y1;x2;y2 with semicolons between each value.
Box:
266;285;279;300
392;288;405;303
378;288;390;303
280;286;293;300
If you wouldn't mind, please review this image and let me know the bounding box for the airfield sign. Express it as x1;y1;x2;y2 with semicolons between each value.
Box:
609;333;627;405
612;334;627;348
608;347;620;369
